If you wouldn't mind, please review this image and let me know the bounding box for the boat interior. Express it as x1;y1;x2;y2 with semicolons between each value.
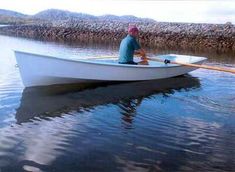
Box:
79;54;207;67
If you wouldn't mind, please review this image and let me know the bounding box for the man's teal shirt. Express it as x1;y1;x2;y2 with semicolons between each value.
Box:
119;35;141;63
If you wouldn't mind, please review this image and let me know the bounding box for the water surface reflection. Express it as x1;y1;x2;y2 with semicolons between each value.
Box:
1;35;234;172
16;75;200;124
4;75;203;172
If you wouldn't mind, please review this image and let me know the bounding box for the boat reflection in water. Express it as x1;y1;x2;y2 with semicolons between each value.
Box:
16;74;200;124
11;75;202;171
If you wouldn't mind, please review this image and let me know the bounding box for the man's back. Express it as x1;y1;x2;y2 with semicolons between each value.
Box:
119;35;140;63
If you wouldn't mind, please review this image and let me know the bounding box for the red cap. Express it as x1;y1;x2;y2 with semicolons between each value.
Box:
128;25;139;34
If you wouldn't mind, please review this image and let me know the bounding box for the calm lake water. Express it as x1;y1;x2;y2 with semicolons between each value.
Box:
0;35;234;172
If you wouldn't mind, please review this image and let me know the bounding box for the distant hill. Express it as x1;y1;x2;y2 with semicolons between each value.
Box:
33;9;156;23
99;14;155;22
0;9;48;25
99;15;140;21
0;9;27;17
33;9;97;21
0;8;156;25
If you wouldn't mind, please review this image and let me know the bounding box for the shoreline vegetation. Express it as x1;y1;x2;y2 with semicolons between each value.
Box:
0;9;234;52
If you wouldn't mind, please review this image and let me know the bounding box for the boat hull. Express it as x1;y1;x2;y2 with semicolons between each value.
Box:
15;51;206;87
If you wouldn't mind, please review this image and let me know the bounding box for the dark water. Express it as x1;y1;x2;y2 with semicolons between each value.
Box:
0;35;234;172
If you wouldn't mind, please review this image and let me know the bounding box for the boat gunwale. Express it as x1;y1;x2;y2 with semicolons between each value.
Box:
14;50;207;69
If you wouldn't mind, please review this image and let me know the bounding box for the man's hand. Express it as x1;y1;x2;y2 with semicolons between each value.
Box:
135;49;146;58
135;49;148;65
141;56;148;61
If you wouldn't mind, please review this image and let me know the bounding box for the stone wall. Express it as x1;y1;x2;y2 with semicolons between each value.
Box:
0;20;234;52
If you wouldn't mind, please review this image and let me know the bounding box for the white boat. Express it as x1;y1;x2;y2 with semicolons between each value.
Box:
14;51;207;87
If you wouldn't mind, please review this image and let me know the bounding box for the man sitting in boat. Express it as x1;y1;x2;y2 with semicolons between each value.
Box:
119;25;148;65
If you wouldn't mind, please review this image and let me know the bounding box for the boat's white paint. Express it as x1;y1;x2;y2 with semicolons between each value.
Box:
14;51;207;87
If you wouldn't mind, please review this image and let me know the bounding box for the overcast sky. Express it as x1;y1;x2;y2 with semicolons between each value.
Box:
0;0;234;24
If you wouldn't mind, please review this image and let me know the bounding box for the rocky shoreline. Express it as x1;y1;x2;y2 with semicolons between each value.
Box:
0;20;234;52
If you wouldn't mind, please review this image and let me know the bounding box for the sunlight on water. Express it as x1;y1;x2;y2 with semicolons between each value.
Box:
0;35;234;172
